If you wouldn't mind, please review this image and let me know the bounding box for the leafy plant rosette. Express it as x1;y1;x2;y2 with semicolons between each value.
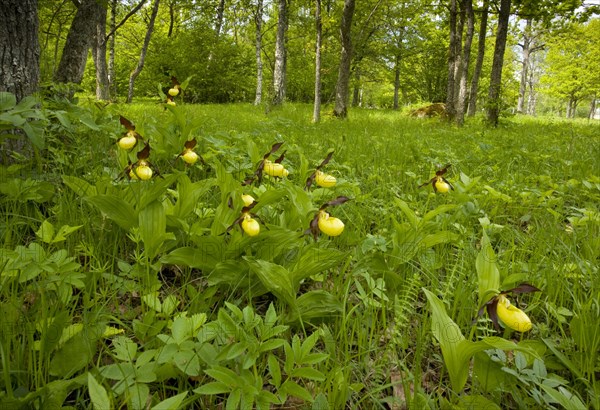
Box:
423;230;542;393
475;230;540;333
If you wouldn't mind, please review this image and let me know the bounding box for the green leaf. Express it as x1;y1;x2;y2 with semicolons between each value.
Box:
86;195;137;231
161;240;224;271
87;373;111;410
279;380;313;402
291;367;326;381
52;224;83;243
458;394;501;410
22;121;45;149
150;392;188;410
62;175;96;197
139;199;167;259
0;92;17;110
35;220;55;243
290;246;346;289
312;393;330;410
476;230;500;306
422;288;468;391
173;350;201;376
194;382;231;395
268;354;281;387
49;332;98;378
395;198;420;229
538;385;586;410
245;258;296;308
422;204;458;222
205;366;240;387
287;290;342;323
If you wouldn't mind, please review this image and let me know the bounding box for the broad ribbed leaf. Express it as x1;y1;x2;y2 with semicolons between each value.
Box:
476;231;500;306
139;200;167;259
245;258;296;308
86;195;136;231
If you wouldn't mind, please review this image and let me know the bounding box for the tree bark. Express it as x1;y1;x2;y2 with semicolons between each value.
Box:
445;0;458;121
215;0;225;38
108;0;117;100
254;0;263;105
0;0;40;161
0;0;40;101
467;0;487;116
54;0;102;87
393;54;401;110
272;0;289;105
333;0;356;118
127;0;160;103
313;0;322;122
517;19;532;114
486;0;511;127
588;96;596;120
455;0;474;126
92;1;110;100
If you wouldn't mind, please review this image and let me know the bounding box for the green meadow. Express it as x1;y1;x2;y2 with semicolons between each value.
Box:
1;99;599;409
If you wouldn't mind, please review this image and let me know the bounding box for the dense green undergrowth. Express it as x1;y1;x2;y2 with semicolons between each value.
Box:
1;93;599;409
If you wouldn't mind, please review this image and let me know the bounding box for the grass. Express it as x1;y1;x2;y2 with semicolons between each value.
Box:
1;99;599;409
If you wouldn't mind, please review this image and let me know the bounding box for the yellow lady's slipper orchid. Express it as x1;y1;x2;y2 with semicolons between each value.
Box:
496;295;532;332
168;87;180;97
118;133;137;150
131;162;153;181
263;160;289;178
166;99;176;106
242;194;255;207
182;150;199;164
315;170;337;188
318;211;344;236
434;178;451;193
241;214;260;236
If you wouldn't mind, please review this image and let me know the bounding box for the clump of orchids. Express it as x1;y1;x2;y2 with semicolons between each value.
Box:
116;116;159;181
478;283;540;333
243;142;289;186
306;196;350;240
419;164;453;193
306;151;337;189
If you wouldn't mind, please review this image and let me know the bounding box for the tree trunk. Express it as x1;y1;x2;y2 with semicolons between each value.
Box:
445;0;458;121
486;0;511;127
352;69;360;107
333;0;356;118
588;96;596;120
108;0;117;100
455;0;474;126
215;0;225;38
393;54;401;110
127;0;160;103
517;19;532;114
0;0;40;162
92;1;110;101
167;0;175;37
272;0;289;105
54;0;101;87
313;0;322;123
254;0;264;106
0;0;40;101
467;0;487;116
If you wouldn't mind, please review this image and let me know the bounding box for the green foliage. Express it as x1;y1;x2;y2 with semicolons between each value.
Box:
1;100;599;409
